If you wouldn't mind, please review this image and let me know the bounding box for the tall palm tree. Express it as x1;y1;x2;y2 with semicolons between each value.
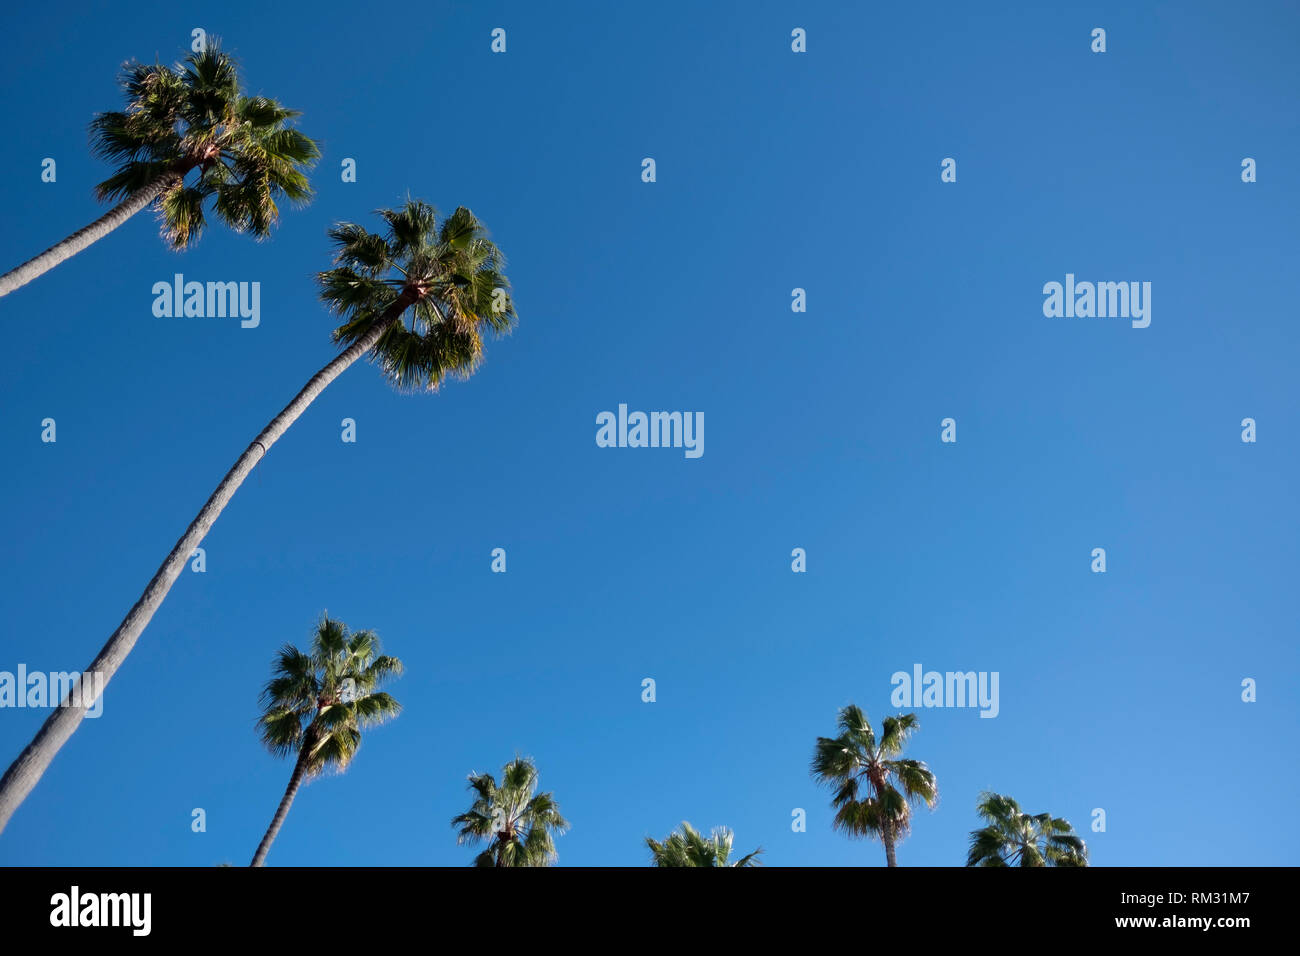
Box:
965;792;1088;867
0;40;318;298
452;757;568;867
646;821;763;867
0;200;516;833
810;705;938;867
250;615;401;867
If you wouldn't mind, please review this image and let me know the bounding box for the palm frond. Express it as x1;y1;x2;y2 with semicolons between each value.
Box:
88;39;317;245
450;757;566;866
965;793;1088;867
811;704;935;860
255;615;402;782
317;201;517;391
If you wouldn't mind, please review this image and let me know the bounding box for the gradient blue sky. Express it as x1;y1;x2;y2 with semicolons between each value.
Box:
1;0;1297;866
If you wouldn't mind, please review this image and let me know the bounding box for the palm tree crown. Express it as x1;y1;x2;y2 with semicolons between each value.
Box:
318;199;516;391
90;39;318;246
810;705;938;866
452;756;568;867
646;821;763;867
248;615;401;866
966;792;1088;867
0;39;317;299
257;615;402;775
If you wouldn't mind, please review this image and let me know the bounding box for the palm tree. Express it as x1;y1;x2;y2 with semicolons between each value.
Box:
0;200;516;833
452;757;568;866
0;40;318;298
965;792;1088;867
250;615;402;866
646;821;763;867
810;705;938;867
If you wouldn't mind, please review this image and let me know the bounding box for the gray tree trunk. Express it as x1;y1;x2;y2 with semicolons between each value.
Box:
250;743;312;867
0;308;404;832
0;171;183;298
883;821;898;867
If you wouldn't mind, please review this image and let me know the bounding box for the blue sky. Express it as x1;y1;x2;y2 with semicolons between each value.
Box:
0;0;1297;866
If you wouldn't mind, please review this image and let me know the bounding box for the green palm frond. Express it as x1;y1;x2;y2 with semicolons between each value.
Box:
811;705;937;860
647;821;764;867
255;614;402;778
362;655;403;685
836;704;876;752
90;38;318;247
965;792;1088;867
878;712;919;757
318;200;517;392
884;757;939;806
450;756;568;866
832;792;888;839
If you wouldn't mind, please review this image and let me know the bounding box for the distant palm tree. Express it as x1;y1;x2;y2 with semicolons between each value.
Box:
0;199;515;834
250;615;401;866
965;792;1088;867
647;821;763;867
452;757;568;866
0;40;317;297
811;705;938;867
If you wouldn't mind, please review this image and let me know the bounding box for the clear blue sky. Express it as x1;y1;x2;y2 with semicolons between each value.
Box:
0;0;1296;866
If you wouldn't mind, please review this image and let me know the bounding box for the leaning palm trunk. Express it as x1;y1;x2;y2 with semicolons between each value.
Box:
250;743;312;867
0;304;405;833
0;169;184;298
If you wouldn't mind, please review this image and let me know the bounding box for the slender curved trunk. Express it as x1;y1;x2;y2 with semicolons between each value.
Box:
883;821;898;867
0;304;407;833
250;743;312;867
0;168;185;298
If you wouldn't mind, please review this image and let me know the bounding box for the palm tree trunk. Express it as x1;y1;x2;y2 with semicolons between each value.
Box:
0;169;185;298
0;305;407;833
250;744;312;867
883;821;898;867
